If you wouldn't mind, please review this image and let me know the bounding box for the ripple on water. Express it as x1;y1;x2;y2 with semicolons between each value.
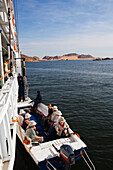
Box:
25;60;113;170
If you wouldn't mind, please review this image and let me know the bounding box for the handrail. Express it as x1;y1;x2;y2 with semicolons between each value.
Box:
0;73;18;163
80;149;96;170
46;159;57;170
0;73;17;123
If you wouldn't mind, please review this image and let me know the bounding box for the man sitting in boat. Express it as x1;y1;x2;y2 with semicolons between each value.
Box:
26;120;43;143
42;104;53;130
18;109;26;126
21;113;31;131
47;109;62;136
51;108;62;124
55;117;69;137
33;91;42;110
48;104;53;117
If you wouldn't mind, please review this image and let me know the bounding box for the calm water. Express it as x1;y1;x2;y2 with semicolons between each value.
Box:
14;60;113;170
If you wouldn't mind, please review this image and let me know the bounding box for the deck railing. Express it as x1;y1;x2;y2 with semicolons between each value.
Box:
0;73;18;165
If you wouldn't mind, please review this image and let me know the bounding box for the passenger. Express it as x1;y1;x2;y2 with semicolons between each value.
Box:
45;105;58;128
3;60;10;82
55;117;69;137
18;76;25;102
26;120;43;143
48;104;53;117
33;91;42;110
42;104;53;130
47;110;62;136
51;108;62;124
18;109;26;126
23;109;30;119
50;105;58;121
21;113;31;131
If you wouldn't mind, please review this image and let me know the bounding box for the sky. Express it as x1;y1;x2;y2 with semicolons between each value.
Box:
16;0;113;59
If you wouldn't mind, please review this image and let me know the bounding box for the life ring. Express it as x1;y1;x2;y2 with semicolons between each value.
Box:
75;133;80;139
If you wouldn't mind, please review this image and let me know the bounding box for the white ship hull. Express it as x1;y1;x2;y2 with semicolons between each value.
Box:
0;0;21;169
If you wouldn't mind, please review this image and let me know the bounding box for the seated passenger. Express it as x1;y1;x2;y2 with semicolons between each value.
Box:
26;120;43;143
25;109;30;115
43;105;58;130
50;105;58;121
47;110;62;136
21;113;31;131
33;91;42;110
55;117;69;137
51;110;62;125
18;109;26;126
48;104;53;117
42;104;53;130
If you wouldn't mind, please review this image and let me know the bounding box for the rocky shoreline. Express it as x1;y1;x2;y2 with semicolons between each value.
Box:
93;57;113;61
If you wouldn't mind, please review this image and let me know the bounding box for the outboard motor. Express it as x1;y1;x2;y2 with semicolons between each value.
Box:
60;144;75;170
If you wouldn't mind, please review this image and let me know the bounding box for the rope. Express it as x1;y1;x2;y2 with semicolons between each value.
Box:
12;116;32;152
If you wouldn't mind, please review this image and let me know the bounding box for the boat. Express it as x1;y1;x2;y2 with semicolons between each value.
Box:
0;0;95;170
17;102;92;170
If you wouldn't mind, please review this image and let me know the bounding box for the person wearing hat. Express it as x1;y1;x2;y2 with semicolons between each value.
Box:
46;110;61;136
55;117;69;137
26;120;43;143
21;113;31;131
51;110;62;125
52;105;58;111
18;109;26;126
50;105;58;122
42;105;58;130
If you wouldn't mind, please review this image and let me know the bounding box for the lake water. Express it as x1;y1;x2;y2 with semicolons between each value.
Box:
14;60;113;170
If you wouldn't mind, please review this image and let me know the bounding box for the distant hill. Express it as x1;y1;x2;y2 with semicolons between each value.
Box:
21;53;95;62
21;54;40;62
43;53;94;61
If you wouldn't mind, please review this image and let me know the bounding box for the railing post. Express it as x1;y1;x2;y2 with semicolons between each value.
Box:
0;30;4;86
0;120;10;161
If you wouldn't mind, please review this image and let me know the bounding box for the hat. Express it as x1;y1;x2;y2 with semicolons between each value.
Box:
52;106;58;111
25;113;31;119
19;109;25;115
59;117;65;123
29;120;36;127
56;110;62;116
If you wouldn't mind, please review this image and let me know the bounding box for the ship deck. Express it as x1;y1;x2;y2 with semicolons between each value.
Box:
17;97;32;108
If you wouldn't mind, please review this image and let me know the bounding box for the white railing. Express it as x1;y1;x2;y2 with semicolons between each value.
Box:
0;73;18;165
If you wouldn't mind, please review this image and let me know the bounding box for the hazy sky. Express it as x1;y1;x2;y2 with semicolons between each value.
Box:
17;0;113;58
